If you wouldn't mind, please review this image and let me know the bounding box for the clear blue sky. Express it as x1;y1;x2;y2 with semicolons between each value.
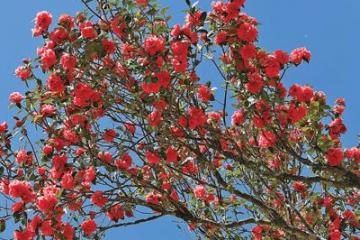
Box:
0;0;359;239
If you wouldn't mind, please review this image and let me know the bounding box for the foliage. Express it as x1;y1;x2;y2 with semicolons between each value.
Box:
0;0;359;239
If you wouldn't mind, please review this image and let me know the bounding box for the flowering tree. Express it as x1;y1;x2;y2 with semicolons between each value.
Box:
0;0;359;239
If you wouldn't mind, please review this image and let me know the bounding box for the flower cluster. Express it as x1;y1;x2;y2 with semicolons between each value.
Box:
1;0;359;239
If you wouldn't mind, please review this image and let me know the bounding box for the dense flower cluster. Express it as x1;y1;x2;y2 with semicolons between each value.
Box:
0;0;359;239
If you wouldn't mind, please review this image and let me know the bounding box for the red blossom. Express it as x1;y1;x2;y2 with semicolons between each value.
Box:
144;35;165;56
197;85;213;103
9;92;24;104
146;150;161;166
91;191;108;208
47;73;64;92
60;53;77;71
290;47;311;65
237;22;258;42
325;148;344;166
80;219;97;236
193;185;207;200
40;48;57;70
35;11;52;30
80;21;98;39
15;65;32;80
258;130;277;148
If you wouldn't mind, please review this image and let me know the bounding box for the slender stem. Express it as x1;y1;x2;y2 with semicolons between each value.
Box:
81;0;105;21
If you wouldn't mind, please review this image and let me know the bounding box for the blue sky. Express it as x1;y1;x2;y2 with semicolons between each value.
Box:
0;0;359;239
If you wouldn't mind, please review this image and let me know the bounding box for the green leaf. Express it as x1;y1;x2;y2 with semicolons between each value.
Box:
0;166;4;176
160;6;170;15
13;211;22;223
0;220;5;232
185;0;191;7
200;11;207;21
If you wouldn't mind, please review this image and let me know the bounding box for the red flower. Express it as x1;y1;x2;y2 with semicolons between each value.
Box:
14;229;34;240
53;154;68;170
84;166;96;182
171;24;181;37
40;104;56;116
215;31;227;45
258;130;277;148
9;92;24;104
289;84;302;99
15;66;32;80
188;107;207;129
16;150;33;165
231;110;245;126
193;185;206;200
0;121;8;133
329;230;341;240
59;14;75;29
185;11;203;27
47;73;64;92
73;83;100;108
28;215;42;232
264;56;280;78
171;57;188;73
102;38;116;54
207;111;222;124
35;11;52;30
80;21;98;39
63;223;74;240
146;192;161;205
115;153;132;170
61;173;75;190
42;145;53;155
197;85;213;103
329;118;347;139
49;27;69;44
290;47;311;65
111;16;127;38
144;35;165;55
135;0;148;7
293;181;306;192
156;70;171;89
245;72;264;94
240;43;257;60
289;84;314;102
91;191;108;208
124;122;136;134
166;147;178;163
274;50;289;65
345;147;360;164
301;86;314;102
171;41;188;57
252;225;263;240
40;220;54;236
326;148;344;166
147;110;163;127
146;150;161;166
288;104;308;124
121;43;135;59
98;151;112;163
8;180;36;203
237;22;258;42
11;201;24;213
103;129;117;142
36;194;57;213
60;53;77;71
40;49;57;70
107;204;125;222
81;219;97;236
142;82;160;94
